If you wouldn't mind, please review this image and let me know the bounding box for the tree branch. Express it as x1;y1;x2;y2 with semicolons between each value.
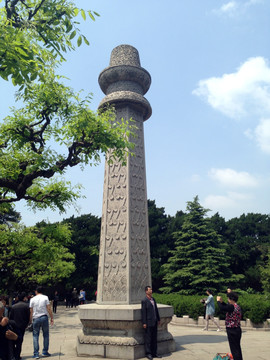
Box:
28;0;46;20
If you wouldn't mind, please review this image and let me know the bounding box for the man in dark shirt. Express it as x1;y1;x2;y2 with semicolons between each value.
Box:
0;302;20;360
9;292;30;360
71;288;78;308
141;286;161;360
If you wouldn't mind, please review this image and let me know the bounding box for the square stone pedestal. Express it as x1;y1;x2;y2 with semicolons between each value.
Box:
77;303;175;359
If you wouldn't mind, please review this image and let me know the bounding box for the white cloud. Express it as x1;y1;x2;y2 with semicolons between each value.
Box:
209;168;258;188
204;194;235;209
255;118;270;154
212;1;238;16
204;191;252;211
193;57;270;120
221;1;238;13
213;0;263;16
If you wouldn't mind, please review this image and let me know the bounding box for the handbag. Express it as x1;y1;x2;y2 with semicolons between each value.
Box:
213;353;233;360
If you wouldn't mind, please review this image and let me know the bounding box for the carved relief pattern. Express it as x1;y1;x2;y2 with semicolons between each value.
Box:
129;115;150;302
101;155;128;302
97;45;151;303
99;108;150;303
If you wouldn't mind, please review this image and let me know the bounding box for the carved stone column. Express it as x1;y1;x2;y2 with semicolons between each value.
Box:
97;44;152;304
77;45;175;359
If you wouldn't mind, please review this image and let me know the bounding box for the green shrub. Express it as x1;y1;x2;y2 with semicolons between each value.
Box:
155;294;205;319
247;304;268;324
154;293;270;324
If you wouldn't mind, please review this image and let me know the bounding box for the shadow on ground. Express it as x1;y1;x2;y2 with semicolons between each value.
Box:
174;334;227;345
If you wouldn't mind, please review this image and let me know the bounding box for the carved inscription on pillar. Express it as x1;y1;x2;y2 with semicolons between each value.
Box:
97;45;152;304
129;112;150;302
100;155;128;302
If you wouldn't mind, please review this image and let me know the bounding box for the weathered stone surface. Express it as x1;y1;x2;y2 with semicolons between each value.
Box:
97;45;152;305
77;44;175;359
77;304;175;358
98;44;151;122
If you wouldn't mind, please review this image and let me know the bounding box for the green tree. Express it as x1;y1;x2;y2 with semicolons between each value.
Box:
260;246;270;293
148;200;172;290
0;204;20;225
0;0;98;85
161;196;239;295
62;213;101;297
209;212;227;236
167;210;186;234
0;221;75;294
148;201;187;290
224;213;270;291
0;1;134;212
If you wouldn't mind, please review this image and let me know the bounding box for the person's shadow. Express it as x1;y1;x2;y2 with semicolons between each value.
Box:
173;334;228;351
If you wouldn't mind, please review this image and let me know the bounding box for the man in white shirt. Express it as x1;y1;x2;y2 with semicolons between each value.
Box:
29;286;54;359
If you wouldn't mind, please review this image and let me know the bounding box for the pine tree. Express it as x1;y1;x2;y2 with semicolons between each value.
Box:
161;196;238;295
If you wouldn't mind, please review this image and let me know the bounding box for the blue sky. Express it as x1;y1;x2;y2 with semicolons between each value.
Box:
1;0;270;225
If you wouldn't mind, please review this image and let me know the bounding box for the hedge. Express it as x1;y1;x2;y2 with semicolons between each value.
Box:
154;293;270;324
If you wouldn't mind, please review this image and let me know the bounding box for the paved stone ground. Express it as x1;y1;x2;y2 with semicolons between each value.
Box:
21;307;269;360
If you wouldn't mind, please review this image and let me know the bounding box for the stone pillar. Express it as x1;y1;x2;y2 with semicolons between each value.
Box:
77;45;175;359
97;44;152;304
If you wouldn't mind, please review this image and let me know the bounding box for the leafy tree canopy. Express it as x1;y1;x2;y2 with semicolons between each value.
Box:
0;221;75;294
223;213;270;291
0;1;134;213
0;0;98;86
61;213;101;295
260;246;270;293
148;199;180;290
0;203;20;225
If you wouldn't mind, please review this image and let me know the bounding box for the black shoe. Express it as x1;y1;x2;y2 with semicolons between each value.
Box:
153;355;162;358
146;355;153;360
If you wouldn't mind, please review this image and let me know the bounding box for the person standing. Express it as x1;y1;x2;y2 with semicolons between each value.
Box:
79;289;86;305
141;286;161;360
0;301;20;360
71;288;78;308
9;292;30;360
52;291;59;314
29;286;54;359
64;290;71;309
202;289;221;331
217;292;243;360
1;295;11;318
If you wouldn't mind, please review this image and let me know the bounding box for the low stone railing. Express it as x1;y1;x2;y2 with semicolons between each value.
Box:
170;315;270;331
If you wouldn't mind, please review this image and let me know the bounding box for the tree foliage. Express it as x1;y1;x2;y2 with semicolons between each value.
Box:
2;196;268;295
148;200;170;287
61;213;101;296
223;213;270;291
0;221;75;294
0;0;99;86
148;200;184;290
259;247;270;293
161;196;240;295
0;204;20;225
0;81;133;211
0;1;134;213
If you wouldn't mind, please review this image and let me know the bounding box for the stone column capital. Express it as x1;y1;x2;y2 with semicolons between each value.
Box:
98;44;152;121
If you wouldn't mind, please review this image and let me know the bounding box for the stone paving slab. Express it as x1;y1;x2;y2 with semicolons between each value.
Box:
20;307;269;360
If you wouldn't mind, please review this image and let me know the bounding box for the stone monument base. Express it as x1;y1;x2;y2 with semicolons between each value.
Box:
77;303;175;359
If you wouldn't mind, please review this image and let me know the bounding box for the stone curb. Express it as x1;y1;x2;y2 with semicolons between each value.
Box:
171;315;270;331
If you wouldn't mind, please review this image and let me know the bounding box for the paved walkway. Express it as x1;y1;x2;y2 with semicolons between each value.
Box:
21;307;269;360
